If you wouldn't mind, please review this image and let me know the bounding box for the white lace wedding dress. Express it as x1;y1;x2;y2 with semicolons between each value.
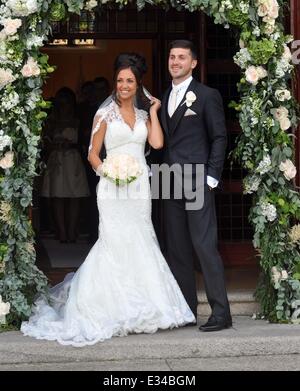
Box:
21;101;195;347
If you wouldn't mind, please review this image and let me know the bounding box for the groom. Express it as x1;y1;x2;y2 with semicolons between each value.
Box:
160;40;232;331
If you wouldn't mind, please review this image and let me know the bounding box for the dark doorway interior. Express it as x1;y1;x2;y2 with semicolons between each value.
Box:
33;5;257;282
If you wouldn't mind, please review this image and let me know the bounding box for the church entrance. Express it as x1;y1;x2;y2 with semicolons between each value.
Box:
33;5;258;293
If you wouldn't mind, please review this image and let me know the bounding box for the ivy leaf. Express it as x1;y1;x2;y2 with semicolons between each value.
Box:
292;273;300;281
20;198;30;208
283;147;293;158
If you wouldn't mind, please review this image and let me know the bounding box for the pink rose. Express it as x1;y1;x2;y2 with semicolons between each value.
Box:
2;18;22;36
0;68;15;90
0;151;14;169
21;57;40;78
256;66;268;79
258;0;279;19
268;0;279;19
271;266;281;284
245;66;260;85
272;106;289;121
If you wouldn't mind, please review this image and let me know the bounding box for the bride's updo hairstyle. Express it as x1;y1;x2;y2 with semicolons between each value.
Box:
112;53;151;111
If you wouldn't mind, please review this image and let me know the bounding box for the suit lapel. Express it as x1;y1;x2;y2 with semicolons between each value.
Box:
161;86;171;136
169;78;198;135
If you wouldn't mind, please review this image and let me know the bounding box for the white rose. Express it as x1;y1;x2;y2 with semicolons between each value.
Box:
263;16;275;26
262;16;276;34
21;57;40;77
27;0;38;12
279;117;291;131
0;296;10;316
275;89;291;102
282;45;292;61
257;66;268;79
185;91;197;107
0;302;10;316
258;4;268;17
271;266;281;284
279;159;297;180
127;166;136;177
239;39;245;49
245;66;260;85
103;154;142;183
0;135;12;151
104;160;118;178
264;23;275;35
0;151;14;169
2;18;22;36
85;0;98;10
7;0;38;16
0;30;7;42
118;167;128;181
281;270;288;280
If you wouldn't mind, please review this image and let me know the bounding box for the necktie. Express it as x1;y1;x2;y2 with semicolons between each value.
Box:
169;88;179;117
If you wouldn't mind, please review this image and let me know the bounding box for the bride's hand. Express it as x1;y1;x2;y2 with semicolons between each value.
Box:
95;163;103;177
149;97;161;114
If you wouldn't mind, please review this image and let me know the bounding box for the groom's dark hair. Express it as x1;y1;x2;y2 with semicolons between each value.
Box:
168;40;197;60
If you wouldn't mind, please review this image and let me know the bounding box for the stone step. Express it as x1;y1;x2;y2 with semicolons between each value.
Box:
197;290;260;316
2;317;300;364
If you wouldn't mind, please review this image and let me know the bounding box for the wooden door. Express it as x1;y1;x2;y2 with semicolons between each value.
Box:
291;0;300;187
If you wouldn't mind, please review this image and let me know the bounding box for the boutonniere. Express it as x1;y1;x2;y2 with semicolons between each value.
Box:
181;91;197;107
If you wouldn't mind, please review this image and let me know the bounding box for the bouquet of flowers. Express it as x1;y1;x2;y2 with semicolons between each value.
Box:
100;154;143;186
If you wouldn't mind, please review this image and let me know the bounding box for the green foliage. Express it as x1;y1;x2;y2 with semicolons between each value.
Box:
227;8;248;27
248;39;276;65
0;0;299;327
255;271;277;322
49;1;67;21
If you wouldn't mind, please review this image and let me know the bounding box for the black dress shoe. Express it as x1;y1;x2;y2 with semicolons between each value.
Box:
199;316;232;332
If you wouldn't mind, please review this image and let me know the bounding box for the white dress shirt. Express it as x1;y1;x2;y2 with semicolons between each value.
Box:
168;76;193;116
167;76;218;189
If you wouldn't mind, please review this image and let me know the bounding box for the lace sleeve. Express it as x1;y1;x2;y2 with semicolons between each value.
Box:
88;108;108;155
138;109;149;123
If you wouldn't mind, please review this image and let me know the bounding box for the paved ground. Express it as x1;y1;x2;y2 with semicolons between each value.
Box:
0;316;300;372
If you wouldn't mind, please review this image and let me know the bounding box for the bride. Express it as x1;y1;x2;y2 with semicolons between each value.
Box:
21;53;195;347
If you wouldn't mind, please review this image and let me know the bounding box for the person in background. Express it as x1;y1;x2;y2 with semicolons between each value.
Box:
41;87;90;243
94;76;110;107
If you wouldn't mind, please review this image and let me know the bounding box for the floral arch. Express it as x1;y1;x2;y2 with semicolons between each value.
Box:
0;0;300;328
